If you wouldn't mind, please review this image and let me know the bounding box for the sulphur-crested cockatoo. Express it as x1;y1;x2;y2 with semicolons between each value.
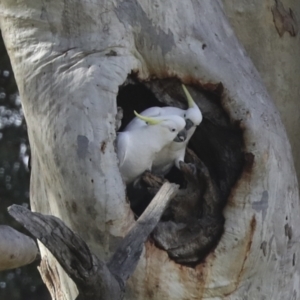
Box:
117;112;186;184
124;85;202;175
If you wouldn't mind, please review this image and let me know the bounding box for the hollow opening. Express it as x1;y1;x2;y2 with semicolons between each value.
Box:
117;76;244;266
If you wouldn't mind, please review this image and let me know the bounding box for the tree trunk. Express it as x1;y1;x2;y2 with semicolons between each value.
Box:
223;0;300;182
0;0;299;299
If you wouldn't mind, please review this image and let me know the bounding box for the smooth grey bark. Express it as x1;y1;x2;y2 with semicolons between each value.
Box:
0;225;38;271
222;0;300;182
0;0;299;299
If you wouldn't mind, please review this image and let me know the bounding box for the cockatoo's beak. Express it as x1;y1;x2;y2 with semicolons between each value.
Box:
185;118;194;130
173;128;187;142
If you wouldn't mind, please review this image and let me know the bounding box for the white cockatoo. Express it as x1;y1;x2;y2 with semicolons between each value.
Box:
124;85;202;175
117;111;186;184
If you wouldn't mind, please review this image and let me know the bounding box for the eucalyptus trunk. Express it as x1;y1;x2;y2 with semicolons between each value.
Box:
0;0;299;299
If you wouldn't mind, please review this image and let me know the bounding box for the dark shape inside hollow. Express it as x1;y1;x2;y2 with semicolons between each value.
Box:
117;76;244;266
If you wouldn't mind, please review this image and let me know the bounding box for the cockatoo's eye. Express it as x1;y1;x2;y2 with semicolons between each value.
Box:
171;128;176;132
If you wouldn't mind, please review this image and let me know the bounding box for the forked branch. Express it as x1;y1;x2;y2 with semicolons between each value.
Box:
8;182;178;300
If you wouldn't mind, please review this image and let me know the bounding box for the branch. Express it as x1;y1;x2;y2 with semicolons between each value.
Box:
0;225;38;271
107;182;179;282
8;205;121;300
8;182;178;299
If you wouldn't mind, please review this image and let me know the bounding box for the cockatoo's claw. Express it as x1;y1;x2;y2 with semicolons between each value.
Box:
143;170;152;177
141;170;166;188
179;161;197;176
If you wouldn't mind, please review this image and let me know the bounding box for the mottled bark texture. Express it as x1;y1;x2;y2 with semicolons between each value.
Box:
0;0;300;299
222;0;300;182
0;225;38;271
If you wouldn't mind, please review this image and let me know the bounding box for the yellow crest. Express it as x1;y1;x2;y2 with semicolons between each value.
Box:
134;111;162;125
182;84;195;108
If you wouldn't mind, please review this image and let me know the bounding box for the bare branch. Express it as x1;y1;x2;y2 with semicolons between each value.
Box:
8;205;122;300
107;182;179;282
8;182;178;298
0;225;38;271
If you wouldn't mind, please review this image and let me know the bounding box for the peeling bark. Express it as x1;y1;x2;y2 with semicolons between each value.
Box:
272;0;298;37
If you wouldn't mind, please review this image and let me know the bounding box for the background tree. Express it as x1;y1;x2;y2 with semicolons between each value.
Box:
0;0;299;299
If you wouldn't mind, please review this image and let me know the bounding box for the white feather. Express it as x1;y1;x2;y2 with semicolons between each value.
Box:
124;85;202;175
117;115;186;184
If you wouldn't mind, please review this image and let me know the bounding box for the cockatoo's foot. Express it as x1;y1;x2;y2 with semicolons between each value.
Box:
179;161;197;176
141;170;166;189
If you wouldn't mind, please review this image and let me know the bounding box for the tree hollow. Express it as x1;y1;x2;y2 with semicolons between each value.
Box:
117;76;245;265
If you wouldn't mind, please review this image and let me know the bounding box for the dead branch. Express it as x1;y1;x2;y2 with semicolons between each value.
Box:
107;181;179;282
8;182;178;300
